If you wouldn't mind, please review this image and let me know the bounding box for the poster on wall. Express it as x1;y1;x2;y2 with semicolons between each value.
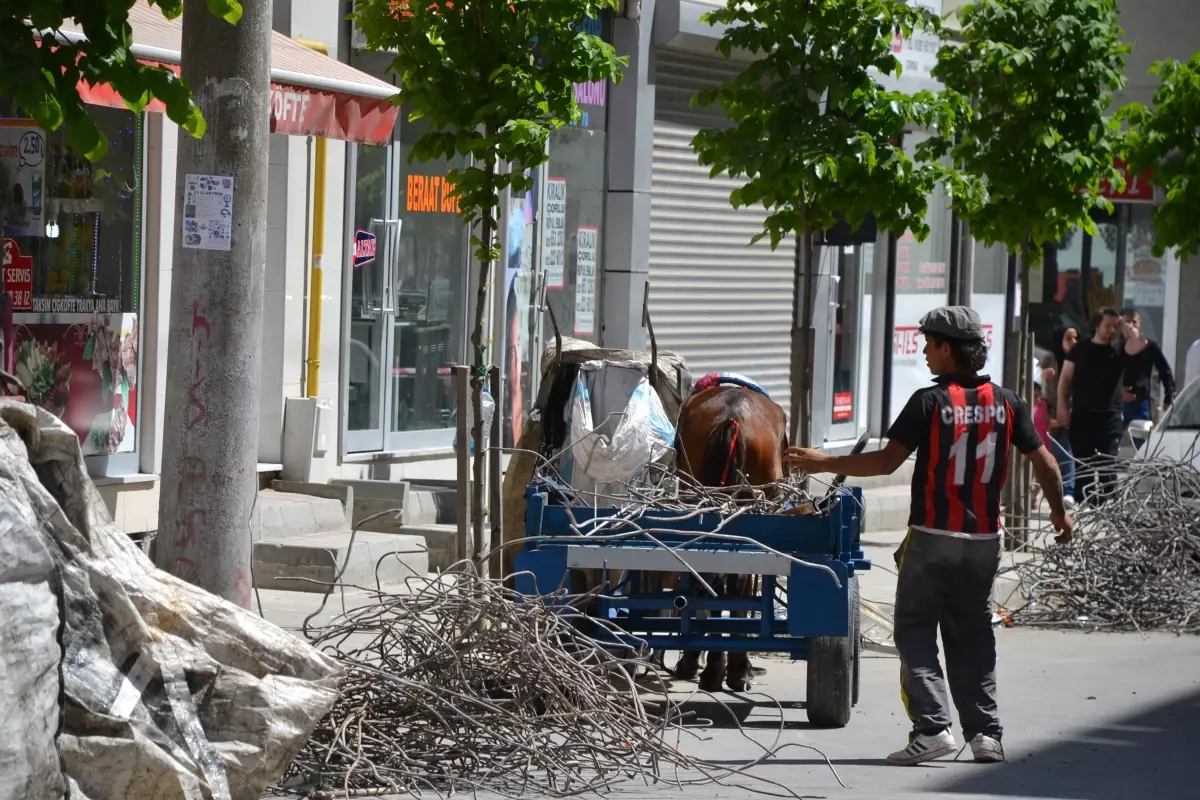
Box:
972;293;1008;388
574;226;598;336
0;120;47;238
889;293;950;424
542;177;567;288
3;237;33;310
182;173;234;251
11;313;138;455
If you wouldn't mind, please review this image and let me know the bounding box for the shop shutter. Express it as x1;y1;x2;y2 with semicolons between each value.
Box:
648;50;796;413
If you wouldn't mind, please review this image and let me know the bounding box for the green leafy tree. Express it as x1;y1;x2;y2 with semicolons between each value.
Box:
691;0;962;447
1;0;242;158
926;0;1127;536
1119;55;1200;259
354;0;626;563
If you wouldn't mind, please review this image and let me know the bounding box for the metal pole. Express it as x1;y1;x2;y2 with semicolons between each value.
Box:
455;365;471;566
155;0;270;608
487;365;502;580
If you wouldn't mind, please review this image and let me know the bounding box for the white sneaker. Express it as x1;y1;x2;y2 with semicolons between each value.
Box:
1064;496;1077;509
969;734;1004;763
887;730;957;765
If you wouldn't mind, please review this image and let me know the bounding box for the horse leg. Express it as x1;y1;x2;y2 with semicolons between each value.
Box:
724;574;754;692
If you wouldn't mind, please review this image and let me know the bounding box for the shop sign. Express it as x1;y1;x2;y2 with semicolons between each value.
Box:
76;64;399;147
2;238;33;311
833;392;853;422
406;174;460;213
353;229;378;268
1099;159;1154;203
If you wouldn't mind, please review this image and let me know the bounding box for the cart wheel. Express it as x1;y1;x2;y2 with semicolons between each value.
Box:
805;575;857;728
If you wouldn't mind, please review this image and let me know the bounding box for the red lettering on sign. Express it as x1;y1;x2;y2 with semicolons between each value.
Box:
2;238;33;311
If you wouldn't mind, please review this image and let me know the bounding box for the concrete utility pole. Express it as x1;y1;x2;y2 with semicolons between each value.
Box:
155;0;271;608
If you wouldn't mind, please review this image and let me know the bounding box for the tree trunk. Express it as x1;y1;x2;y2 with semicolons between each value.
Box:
468;154;497;578
1005;240;1035;550
789;225;817;448
156;1;271;608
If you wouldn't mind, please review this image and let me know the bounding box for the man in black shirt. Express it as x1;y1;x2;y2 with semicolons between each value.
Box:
1056;308;1149;503
1119;308;1174;433
787;306;1072;767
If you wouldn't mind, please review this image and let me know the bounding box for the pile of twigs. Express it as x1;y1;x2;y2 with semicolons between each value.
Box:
1003;455;1200;633
277;563;830;800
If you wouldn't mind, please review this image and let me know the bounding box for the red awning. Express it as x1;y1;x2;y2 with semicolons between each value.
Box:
57;3;400;147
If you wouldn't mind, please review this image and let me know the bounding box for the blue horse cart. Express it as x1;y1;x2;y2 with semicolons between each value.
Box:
514;484;871;728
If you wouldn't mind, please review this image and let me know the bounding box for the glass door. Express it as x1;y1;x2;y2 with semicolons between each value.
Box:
345;142;401;453
826;245;867;442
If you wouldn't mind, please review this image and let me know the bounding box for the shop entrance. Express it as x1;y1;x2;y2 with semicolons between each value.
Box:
813;244;871;444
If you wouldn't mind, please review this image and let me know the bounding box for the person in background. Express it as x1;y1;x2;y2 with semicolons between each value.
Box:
1119;309;1175;435
1038;327;1078;506
1057;309;1148;504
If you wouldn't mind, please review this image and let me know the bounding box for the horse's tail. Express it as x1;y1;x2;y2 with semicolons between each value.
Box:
700;417;746;488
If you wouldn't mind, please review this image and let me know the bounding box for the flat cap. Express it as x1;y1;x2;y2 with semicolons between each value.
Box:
918;306;986;342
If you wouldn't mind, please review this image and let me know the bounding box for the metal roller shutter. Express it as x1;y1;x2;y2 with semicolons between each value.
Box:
649;50;795;412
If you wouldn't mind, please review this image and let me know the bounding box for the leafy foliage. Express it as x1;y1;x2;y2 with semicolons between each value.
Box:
354;0;627;265
927;0;1128;258
691;0;963;250
0;0;241;159
1119;55;1200;259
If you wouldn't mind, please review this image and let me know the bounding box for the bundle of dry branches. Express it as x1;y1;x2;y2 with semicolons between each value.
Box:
1002;455;1200;633
275;563;834;800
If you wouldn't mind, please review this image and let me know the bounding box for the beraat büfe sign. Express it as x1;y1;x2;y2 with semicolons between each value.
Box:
354;229;377;268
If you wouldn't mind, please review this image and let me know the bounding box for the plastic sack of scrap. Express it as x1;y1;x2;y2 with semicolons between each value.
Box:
0;401;341;800
565;361;675;491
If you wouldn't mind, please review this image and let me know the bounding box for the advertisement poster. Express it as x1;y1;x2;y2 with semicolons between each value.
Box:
573;226;598;336
3;237;33;310
182;173;234;251
504;176;538;448
971;293;1008;387
0;120;47;238
890;0;941;81
12;313;138;455
889;293;951;424
542;177;567;289
833;392;853;422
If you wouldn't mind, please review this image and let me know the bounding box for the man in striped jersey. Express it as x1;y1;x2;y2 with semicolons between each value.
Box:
786;306;1073;767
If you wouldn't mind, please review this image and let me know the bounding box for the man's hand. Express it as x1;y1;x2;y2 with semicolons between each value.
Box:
1049;509;1075;544
1122;390;1137;404
785;447;828;474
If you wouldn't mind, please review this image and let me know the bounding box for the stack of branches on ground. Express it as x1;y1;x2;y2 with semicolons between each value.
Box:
275;562;837;800
1001;455;1200;633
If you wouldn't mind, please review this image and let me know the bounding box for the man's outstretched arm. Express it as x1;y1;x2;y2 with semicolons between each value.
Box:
786;439;912;478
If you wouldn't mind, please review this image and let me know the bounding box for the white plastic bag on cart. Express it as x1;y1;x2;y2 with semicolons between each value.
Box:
565;361;674;489
0;401;341;800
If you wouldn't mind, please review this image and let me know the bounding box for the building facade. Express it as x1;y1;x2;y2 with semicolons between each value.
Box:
3;1;1193;536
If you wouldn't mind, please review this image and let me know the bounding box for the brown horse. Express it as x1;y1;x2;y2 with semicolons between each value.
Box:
666;382;789;692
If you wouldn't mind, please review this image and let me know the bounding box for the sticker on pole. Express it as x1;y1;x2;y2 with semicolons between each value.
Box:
182;174;234;252
2;238;33;310
353;229;377;268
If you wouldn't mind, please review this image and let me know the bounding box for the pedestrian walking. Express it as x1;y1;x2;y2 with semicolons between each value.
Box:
1119;309;1175;435
1056;309;1149;504
1038;327;1078;504
785;306;1073;767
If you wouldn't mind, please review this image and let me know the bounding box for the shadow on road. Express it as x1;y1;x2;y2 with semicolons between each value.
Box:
936;686;1200;799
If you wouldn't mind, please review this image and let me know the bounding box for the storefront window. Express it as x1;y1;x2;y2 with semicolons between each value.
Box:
344;118;468;453
1;102;142;465
1030;204;1161;355
889;132;952;423
395;124;468;437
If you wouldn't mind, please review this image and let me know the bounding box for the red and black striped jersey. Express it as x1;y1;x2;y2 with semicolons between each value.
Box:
887;374;1042;537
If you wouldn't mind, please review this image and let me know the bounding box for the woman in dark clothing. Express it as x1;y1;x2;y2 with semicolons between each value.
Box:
1120;309;1175;431
1040;326;1078;503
